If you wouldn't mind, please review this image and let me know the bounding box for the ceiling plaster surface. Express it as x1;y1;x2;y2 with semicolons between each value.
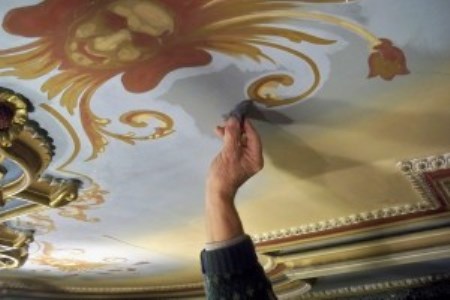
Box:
0;0;449;293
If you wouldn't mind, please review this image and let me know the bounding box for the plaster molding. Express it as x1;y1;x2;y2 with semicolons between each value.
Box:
282;243;450;280
255;225;450;288
0;275;311;298
252;203;435;244
252;153;450;245
297;273;450;299
398;153;450;207
0;280;204;294
278;281;312;300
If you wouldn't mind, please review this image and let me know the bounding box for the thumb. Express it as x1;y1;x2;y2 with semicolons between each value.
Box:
223;117;241;152
243;119;262;154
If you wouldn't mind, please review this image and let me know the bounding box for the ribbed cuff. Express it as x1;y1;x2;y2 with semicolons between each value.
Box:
205;234;247;251
200;235;259;275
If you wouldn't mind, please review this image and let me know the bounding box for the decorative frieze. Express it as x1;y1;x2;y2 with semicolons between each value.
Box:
252;153;450;244
298;273;450;299
398;153;450;208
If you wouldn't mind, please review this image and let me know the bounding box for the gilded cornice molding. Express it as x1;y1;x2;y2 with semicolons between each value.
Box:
251;153;450;245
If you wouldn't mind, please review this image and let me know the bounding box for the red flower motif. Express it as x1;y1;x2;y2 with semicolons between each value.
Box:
368;38;410;80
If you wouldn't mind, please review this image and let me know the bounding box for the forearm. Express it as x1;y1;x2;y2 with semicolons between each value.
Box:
205;189;244;243
201;118;276;298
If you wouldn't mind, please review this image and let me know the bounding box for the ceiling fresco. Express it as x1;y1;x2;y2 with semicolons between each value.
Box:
0;0;449;297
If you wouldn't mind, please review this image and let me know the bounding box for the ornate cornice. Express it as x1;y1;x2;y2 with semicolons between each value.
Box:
399;154;449;174
398;153;450;207
0;280;204;295
252;153;450;246
252;201;434;244
298;273;450;299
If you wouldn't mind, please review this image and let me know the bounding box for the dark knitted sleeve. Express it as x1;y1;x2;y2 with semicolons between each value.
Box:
200;236;277;300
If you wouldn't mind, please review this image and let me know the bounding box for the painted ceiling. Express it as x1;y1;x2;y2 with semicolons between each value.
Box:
0;0;449;297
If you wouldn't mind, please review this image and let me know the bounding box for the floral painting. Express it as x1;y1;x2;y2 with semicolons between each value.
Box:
0;0;409;160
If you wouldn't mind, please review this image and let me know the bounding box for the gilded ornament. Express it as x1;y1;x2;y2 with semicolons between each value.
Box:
0;97;84;269
41;104;108;223
0;224;33;269
0;87;29;147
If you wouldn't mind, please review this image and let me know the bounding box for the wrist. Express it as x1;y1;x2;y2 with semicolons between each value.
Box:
206;185;236;204
206;176;238;198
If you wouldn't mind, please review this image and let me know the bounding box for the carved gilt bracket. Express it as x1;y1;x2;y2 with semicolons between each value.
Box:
0;87;81;269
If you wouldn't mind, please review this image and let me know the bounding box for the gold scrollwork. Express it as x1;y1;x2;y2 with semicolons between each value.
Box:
32;241;129;273
16;212;56;235
0;88;82;269
58;183;107;223
76;81;175;160
41;104;108;224
246;41;320;107
88;108;175;151
32;242;107;272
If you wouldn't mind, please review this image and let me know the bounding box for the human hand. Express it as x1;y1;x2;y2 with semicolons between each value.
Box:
207;117;264;200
